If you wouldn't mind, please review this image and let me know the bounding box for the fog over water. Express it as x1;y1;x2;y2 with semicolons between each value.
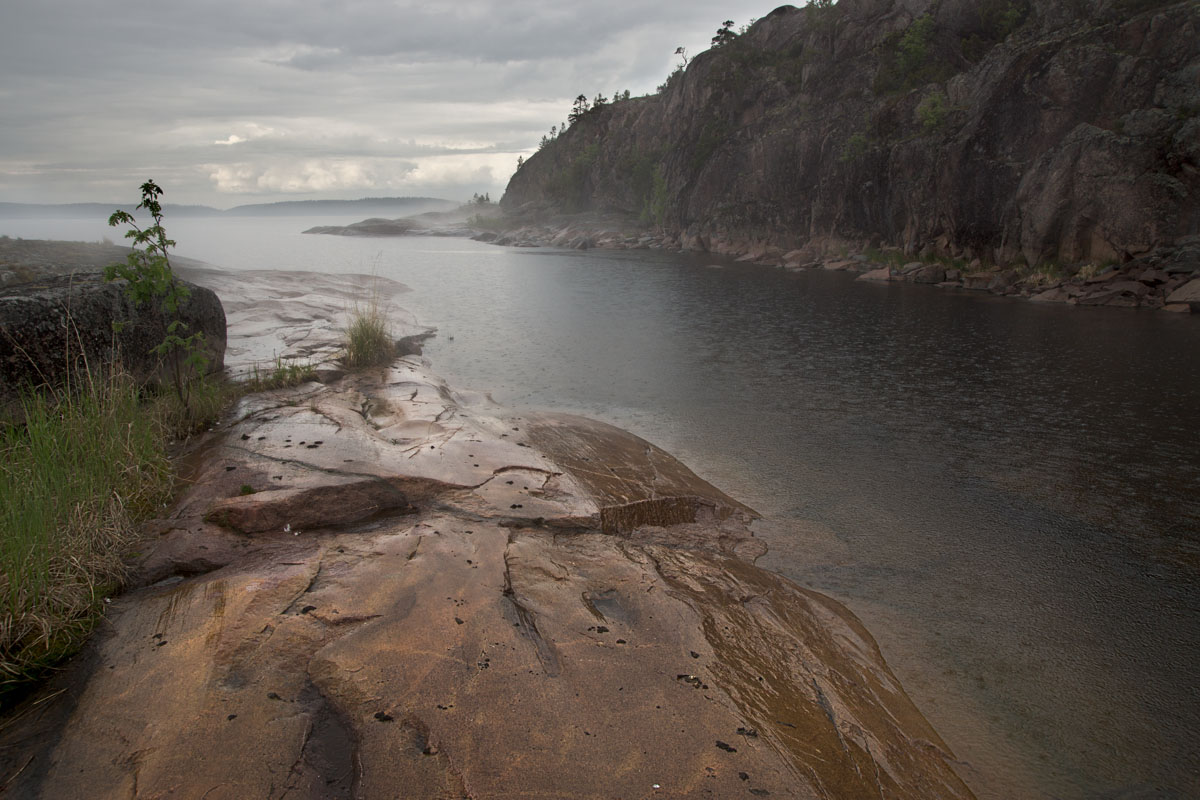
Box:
6;217;1200;798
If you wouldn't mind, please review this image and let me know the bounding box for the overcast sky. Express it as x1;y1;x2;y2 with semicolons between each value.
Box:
0;1;777;208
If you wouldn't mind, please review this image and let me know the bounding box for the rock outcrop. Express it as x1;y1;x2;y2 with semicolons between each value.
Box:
0;270;226;408
0;360;974;798
502;0;1199;271
0;263;975;798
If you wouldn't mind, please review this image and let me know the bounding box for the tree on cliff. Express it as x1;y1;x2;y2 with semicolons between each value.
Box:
569;94;590;123
712;20;737;47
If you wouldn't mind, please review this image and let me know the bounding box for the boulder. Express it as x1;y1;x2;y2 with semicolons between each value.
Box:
0;271;225;407
1031;287;1072;303
857;266;893;282
913;265;947;284
988;269;1021;293
1166;277;1200;308
962;271;997;291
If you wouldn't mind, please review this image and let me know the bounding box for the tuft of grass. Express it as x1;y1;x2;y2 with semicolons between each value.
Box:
148;376;232;440
0;369;173;698
342;300;396;369
246;356;316;392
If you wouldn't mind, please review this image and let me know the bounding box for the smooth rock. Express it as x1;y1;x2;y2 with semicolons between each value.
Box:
0;365;973;800
0;269;974;800
1031;287;1072;303
1165;277;1200;307
913;265;947;284
857;266;893;282
962;271;996;291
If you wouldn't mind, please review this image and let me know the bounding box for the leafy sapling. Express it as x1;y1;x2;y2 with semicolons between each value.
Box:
105;180;209;408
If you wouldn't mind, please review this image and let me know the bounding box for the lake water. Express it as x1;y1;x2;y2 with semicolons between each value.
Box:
6;216;1200;798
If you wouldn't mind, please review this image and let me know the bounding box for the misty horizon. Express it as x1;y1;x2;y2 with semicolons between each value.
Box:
0;0;773;207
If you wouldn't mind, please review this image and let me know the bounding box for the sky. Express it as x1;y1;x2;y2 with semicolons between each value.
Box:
0;0;777;208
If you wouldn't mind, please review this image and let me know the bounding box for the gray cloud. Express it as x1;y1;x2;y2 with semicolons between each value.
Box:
0;0;779;206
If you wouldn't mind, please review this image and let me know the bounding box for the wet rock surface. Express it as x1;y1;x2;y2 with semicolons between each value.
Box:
173;264;429;376
0;265;974;797
0;364;973;799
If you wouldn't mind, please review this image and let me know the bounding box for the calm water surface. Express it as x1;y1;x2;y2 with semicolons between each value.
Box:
8;217;1200;798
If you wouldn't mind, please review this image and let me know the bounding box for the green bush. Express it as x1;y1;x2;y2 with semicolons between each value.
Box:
874;14;958;94
839;132;870;163
917;91;952;133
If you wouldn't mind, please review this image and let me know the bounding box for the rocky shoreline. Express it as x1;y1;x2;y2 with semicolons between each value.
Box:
0;264;977;798
474;218;1200;313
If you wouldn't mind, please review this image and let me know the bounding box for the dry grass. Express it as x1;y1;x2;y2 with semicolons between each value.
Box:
0;370;174;700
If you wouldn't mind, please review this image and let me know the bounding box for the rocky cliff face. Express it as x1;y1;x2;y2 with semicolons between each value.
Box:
502;0;1200;269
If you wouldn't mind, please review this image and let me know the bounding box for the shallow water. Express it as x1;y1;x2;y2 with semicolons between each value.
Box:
6;217;1200;798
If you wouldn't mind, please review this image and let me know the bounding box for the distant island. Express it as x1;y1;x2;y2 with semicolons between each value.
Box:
0;196;458;219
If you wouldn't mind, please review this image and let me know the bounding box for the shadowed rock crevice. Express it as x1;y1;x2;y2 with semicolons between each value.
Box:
501;536;564;678
285;681;360;800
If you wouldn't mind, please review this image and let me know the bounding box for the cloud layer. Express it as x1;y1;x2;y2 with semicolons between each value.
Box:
0;0;771;206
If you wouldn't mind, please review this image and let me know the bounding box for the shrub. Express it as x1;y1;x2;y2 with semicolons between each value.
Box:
917;91;952;133
839;132;870;163
874;14;958;94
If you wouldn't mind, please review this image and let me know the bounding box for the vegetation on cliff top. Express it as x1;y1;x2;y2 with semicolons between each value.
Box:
506;0;1198;268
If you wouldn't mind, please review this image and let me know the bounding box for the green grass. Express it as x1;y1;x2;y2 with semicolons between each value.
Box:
246;356;316;392
0;370;173;698
343;301;396;369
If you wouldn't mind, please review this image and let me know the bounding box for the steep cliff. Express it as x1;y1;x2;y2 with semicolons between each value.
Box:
501;0;1200;268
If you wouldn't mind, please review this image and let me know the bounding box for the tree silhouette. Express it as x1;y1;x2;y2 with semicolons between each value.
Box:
568;94;590;123
712;20;737;47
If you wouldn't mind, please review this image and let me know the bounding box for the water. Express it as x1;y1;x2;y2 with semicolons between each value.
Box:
6;217;1200;798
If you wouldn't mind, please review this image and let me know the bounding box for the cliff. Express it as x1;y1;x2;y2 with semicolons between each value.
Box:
501;0;1200;269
